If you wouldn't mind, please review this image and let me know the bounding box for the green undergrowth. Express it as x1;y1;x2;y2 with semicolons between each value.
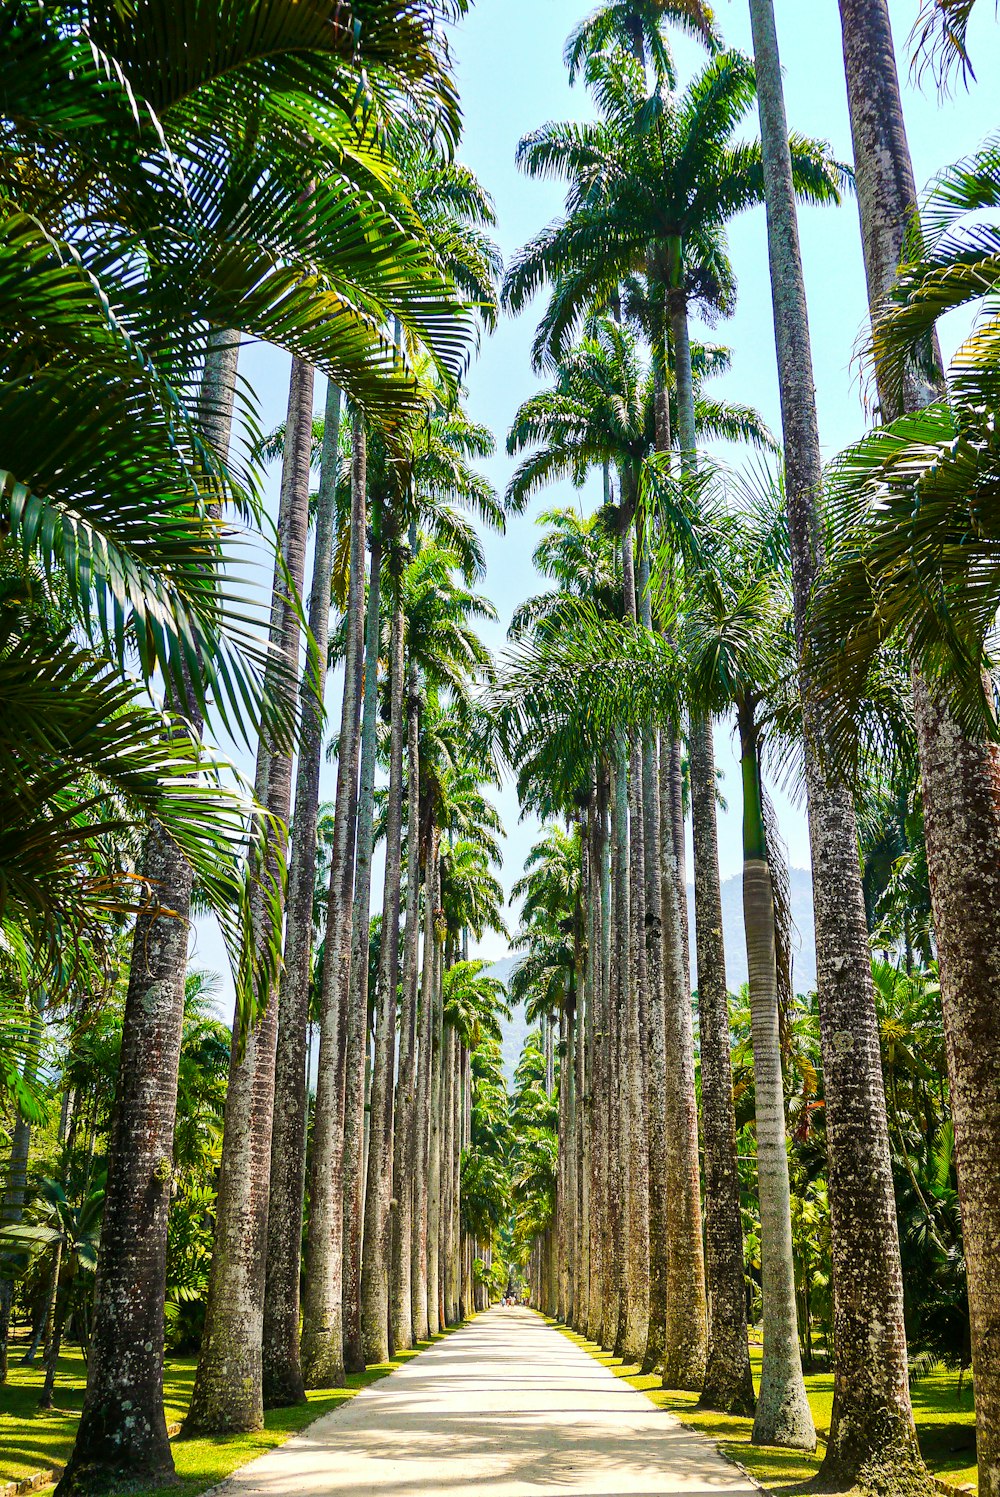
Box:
0;1320;469;1496
550;1321;976;1495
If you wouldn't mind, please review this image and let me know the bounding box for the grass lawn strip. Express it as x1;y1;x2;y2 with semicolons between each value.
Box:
550;1322;976;1495
0;1321;468;1497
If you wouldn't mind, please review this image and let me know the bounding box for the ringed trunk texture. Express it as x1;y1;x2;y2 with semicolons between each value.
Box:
837;2;1000;1485
658;294;710;1393
411;839;438;1344
300;410;367;1388
743;857;814;1451
689;714;755;1416
187;355;314;1434
361;595;404;1363
263;380;341;1409
427;915;444;1336
58;329;241;1492
586;790;608;1344
343;519;383;1373
749;0;922;1482
604;748;628;1355
390;659;421;1352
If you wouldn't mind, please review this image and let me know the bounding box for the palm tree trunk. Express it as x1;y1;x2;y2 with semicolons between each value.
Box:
749;1;923;1480
835;4;1000;1485
738;707;815;1451
556;1003;569;1324
689;712;755;1415
187;353;314;1435
300;409;367;1389
37;1240;64;1411
1;992;42;1381
603;745;628;1355
587;786;608;1344
624;738;651;1364
58;329;241;1493
444;1022;459;1325
343;514;383;1373
427;917;444;1335
263;381;341;1408
411;837;438;1343
391;654;421;1351
659;293;709;1392
638;566;668;1376
574;841;590;1333
361;591;404;1364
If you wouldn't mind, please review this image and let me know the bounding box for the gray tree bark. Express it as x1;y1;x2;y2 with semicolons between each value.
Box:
343;515;383;1373
187;353;314;1434
361;590;405;1363
689;714;755;1415
411;837;438;1343
659;294;710;1392
58;329;241;1491
834;4;1000;1486
749;0;922;1482
300;410;367;1388
390;650;421;1351
263;380;341;1408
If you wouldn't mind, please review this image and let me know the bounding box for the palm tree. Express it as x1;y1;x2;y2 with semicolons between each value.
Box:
1;1179;102;1410
40;2;478;1477
186;350;317;1434
688;706;756;1415
682;513;815;1449
263;381;342;1408
301;411;368;1391
746;0;923;1481
360;552;406;1366
831;2;1000;1485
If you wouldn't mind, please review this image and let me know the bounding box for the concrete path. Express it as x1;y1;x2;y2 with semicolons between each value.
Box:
212;1307;758;1496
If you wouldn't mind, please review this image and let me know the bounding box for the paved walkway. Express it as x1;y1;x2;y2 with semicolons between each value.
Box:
212;1307;757;1496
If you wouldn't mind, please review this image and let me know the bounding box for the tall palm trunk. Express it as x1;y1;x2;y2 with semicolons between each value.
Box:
263;381;341;1408
835;3;1000;1485
658;292;710;1391
361;590;404;1364
572;834;590;1333
187;355;314;1434
0;992;42;1381
738;706;815;1451
391;652;421;1350
556;1002;569;1323
442;1022;457;1326
587;785;609;1344
616;522;650;1363
749;2;922;1480
690;712;755;1415
411;836;438;1343
427;913;444;1335
58;330;241;1493
638;555;668;1376
605;744;628;1354
300;411;367;1388
343;511;383;1373
623;738;651;1363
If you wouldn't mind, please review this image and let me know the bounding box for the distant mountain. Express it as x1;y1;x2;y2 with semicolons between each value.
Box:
490;866;816;1084
689;865;816;997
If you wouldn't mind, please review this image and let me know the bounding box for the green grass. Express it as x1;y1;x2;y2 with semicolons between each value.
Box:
552;1324;977;1495
0;1325;463;1496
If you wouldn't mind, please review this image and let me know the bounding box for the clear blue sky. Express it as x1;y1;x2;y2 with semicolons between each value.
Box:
192;1;1000;992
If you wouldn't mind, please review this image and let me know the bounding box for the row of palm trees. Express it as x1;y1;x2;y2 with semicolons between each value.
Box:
493;1;1000;1492
2;1;519;1491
